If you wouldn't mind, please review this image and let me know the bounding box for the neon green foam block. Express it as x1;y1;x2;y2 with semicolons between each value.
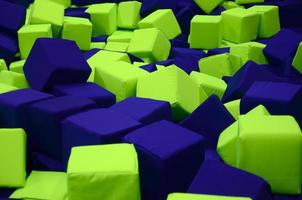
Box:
94;61;148;101
0;84;18;94
62;17;92;51
29;0;64;37
190;71;226;99
104;42;129;52
138;9;181;39
90;42;106;50
248;6;280;38
222;1;244;10
193;0;224;14
137;66;202;121
48;0;71;7
293;42;302;74
217;115;302;194
9;60;26;74
128;28;171;62
167;193;252;200
224;99;241;120
85;3;117;36
18;24;53;59
10;171;67;200
118;1;142;29
189;15;222;49
0;59;8;71
222;8;260;43
67;144;140;200
235;0;264;4
107;30;134;43
0;129;26;188
0;71;29;89
24;7;31;26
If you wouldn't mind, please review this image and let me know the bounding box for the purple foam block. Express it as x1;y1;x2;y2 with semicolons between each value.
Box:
31;152;64;172
91;35;108;42
170;34;189;48
0;32;18;64
124;120;205;200
83;48;100;60
176;4;202;35
140;64;157;72
64;7;90;19
170;47;207;59
24;38;91;92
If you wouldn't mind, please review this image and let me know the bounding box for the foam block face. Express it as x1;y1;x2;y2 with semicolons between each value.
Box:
0;84;18;94
138;9;181;39
24;38;91;92
0;129;26;187
85;3;117;36
62;17;92;51
222;8;260;43
293;42;302;74
104;42;129;52
194;0;224;14
0;32;18;64
0;71;29;89
189;15;222;49
167;193;252;200
67;144;140;200
0;59;8;71
9;60;26;74
224;99;241;120
128;28;171;62
107;30;133;43
235;0;263;4
118;1;142;29
29;0;64;37
49;0;71;7
18;24;53;59
124;120;205;200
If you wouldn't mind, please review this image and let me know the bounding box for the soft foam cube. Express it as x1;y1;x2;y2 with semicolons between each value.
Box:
9;60;26;74
167;193;252;200
118;1;142;29
293;42;302;74
189;15;222;49
194;0;224;14
128;28;171;62
235;0;264;5
0;84;18;94
222;8;260;43
49;0;71;7
67;144;140;200
0;71;29;89
0;32;19;64
0;59;7;71
62;17;92;51
85;3;117;36
105;42;129;52
0;129;26;187
107;30;134;43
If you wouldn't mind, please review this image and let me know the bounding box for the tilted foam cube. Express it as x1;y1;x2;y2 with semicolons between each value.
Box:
222;8;260;43
0;129;26;187
128;28;171;62
189;15;222;49
0;84;18;94
138;9;181;39
48;0;71;7
24;38;91;92
65;7;91;19
292;42;302;74
89;42;106;50
194;0;224;14
30;151;64;172
248;6;280;38
167;193;252;200
137;66;202;121
85;3;117;36
0;32;19;64
18;24;53;59
9;60;25;74
118;1;142;29
124;120;205;200
29;0;64;37
104;42;129;52
67;144;140;200
0;59;8;71
224;99;241;120
0;71;29;89
62;17;92;51
107;30;134;43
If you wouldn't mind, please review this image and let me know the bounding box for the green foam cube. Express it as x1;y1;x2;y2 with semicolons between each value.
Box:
48;0;71;7
118;1;142;29
9;60;26;74
222;1;244;10
0;84;18;94
137;66;202;121
10;171;67;199
167;193;252;200
248;6;280;38
128;28;171;62
224;99;241;120
105;42;129;52
94;61;148;101
293;42;302;74
138;9;181;39
86;3;117;36
29;0;64;37
18;24;53;59
189;15;222;49
193;0;224;14
222;8;260;43
0;129;26;187
0;71;29;89
67;144;140;200
0;59;8;71
62;17;92;51
235;0;264;4
107;30;134;43
90;42;106;50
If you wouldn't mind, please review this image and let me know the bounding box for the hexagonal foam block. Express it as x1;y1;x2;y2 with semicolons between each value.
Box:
118;1;142;29
167;193;252;200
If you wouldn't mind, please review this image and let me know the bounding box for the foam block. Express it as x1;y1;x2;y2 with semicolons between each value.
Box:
0;32;18;64
49;0;71;7
293;42;302;74
67;144;140;200
24;38;91;92
31;152;64;172
194;0;224;14
9;60;25;74
0;71;29;89
107;30;133;43
104;42;129;52
0;1;25;34
0;59;8;71
235;0;263;5
224;99;241;120
0;129;26;187
124;120;205;200
65;7;90;19
167;193;252;200
118;1;142;29
0;84;18;94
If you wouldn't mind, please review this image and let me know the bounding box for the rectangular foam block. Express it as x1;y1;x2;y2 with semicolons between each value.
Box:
118;1;142;29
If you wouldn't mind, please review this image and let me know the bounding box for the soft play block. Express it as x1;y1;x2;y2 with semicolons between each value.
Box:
180;95;235;149
138;9;181;39
49;0;71;7
0;84;18;95
222;8;260;43
28;96;97;161
0;129;26;187
190;71;227;99
52;82;115;107
0;71;29;89
85;3;117;36
189;15;222;49
62;17;92;51
118;1;142;29
65;7;90;19
10;171;67;199
67;144;140;200
9;60;25;74
167;193;252;200
124;120;205;200
104;42;129;52
29;0;64;37
188;160;273;200
193;0;224;14
24;38;91;92
111;97;172;124
137;66;202;121
62;109;141;164
224;99;241;120
128;28;171;62
94;61;147;102
0;32;19;64
31;152;64;171
107;30;133;43
293;42;302;73
0;59;8;71
18;24;53;59
248;6;280;38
